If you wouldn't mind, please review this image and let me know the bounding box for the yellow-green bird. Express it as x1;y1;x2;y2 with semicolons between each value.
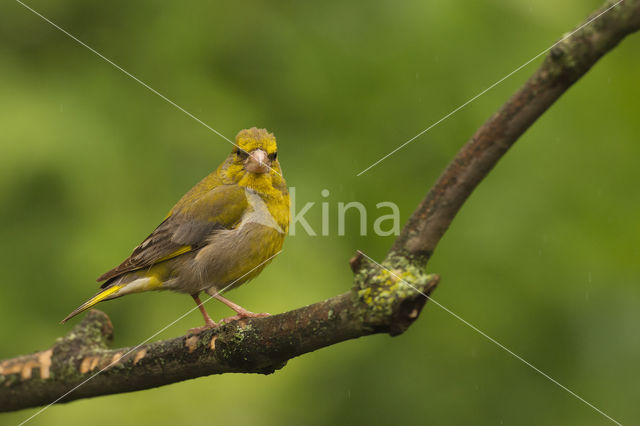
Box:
62;128;289;332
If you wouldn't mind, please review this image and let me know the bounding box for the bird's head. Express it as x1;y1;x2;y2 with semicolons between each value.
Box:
220;128;286;193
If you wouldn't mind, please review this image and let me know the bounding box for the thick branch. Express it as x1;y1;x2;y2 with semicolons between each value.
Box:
391;0;640;262
2;0;639;413
1;272;439;412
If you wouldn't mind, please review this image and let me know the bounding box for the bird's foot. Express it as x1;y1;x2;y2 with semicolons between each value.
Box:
188;318;218;334
211;293;270;324
220;310;270;325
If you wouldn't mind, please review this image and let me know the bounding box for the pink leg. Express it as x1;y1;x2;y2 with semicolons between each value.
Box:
213;293;270;324
189;294;218;334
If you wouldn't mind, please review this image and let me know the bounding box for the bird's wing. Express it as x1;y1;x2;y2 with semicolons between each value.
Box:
97;184;248;282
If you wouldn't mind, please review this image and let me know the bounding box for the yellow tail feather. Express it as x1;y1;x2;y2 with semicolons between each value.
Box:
61;284;124;324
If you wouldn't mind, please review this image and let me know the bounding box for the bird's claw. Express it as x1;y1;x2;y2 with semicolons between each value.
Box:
220;311;270;325
188;319;218;334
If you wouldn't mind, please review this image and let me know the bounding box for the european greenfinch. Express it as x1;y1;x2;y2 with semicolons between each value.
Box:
62;128;289;332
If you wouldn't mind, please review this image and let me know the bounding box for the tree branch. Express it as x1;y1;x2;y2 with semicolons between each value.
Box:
2;0;639;413
391;0;640;263
1;274;439;411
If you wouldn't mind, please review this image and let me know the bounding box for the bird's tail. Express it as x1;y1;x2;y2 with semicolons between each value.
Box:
61;283;125;324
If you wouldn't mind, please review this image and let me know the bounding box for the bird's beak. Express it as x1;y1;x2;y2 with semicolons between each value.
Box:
244;149;270;174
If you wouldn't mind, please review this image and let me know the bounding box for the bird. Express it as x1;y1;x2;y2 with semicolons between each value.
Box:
62;127;290;333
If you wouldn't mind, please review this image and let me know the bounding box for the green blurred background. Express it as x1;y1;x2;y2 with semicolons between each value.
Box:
1;0;638;424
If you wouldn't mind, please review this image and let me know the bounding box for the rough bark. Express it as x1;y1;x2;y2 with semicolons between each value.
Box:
2;0;639;413
2;273;439;411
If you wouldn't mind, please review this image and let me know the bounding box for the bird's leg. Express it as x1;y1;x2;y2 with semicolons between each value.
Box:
189;293;218;334
213;293;270;324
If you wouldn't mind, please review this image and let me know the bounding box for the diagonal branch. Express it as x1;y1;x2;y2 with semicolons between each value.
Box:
2;0;639;413
391;0;640;263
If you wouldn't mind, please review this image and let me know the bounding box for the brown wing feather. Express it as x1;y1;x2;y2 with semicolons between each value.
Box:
97;218;220;283
97;184;248;283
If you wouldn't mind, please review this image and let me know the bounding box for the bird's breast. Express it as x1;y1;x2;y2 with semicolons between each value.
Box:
239;188;286;235
185;189;285;289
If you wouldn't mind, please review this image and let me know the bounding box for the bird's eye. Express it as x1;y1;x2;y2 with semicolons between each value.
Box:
268;152;277;161
236;149;249;159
